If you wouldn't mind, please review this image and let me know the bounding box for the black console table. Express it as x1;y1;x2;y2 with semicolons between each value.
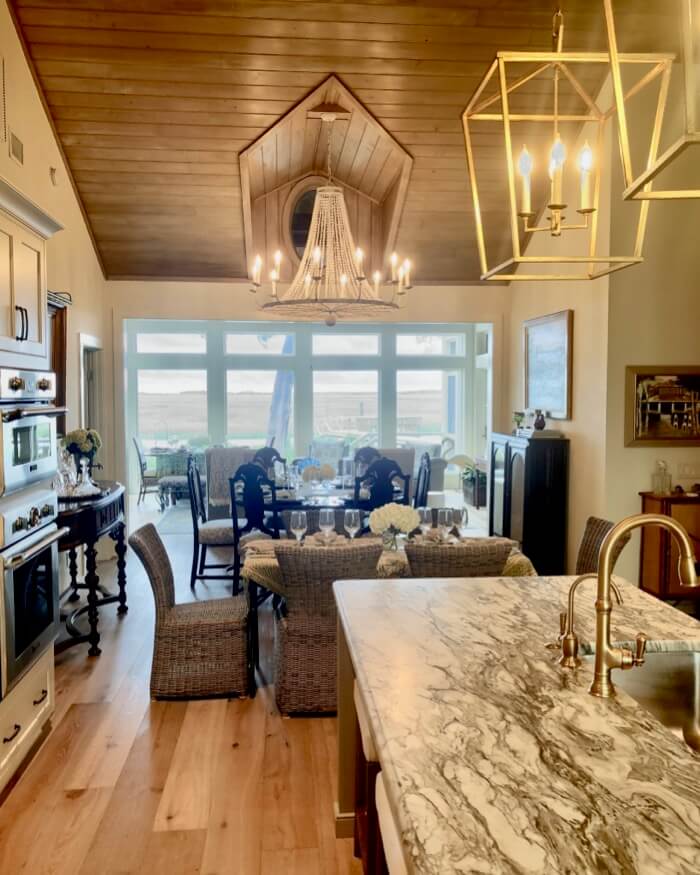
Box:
56;480;127;656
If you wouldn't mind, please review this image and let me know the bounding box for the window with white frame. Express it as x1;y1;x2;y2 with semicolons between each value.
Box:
124;320;490;490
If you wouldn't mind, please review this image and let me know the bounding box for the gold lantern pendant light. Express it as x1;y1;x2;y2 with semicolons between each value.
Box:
250;113;412;326
462;8;671;281
604;0;697;200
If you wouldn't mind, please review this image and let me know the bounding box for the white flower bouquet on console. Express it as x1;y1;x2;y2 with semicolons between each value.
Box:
369;503;420;550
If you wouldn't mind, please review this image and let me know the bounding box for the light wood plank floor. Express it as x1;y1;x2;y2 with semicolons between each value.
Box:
0;503;361;875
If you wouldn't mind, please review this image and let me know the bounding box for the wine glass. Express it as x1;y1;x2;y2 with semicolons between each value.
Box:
418;507;433;536
319;508;335;541
290;510;307;543
344;508;361;539
454;506;470;539
437;508;452;542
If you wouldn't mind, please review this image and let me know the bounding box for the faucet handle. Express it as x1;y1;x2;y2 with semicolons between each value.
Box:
633;633;647;667
559;611;567;639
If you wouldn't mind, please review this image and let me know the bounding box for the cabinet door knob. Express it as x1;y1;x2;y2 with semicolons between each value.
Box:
33;689;48;706
3;724;21;744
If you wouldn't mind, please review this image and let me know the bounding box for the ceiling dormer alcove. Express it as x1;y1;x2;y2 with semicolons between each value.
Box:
239;76;413;283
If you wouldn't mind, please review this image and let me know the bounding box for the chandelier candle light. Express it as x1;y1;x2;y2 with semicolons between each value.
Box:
249;112;413;326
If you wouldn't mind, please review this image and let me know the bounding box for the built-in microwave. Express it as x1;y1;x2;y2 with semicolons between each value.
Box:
0;369;64;496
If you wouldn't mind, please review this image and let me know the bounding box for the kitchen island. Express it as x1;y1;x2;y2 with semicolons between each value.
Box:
334;575;700;874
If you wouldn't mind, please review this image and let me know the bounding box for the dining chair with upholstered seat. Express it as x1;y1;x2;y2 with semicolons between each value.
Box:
204;446;255;519
128;523;252;699
229;463;279;589
273;540;383;714
575;516;631;574
187;457;236;591
404;538;518;578
133;437;161;506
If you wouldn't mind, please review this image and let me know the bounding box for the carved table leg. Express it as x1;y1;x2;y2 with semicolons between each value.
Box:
112;523;128;615
68;546;80;601
85;542;101;656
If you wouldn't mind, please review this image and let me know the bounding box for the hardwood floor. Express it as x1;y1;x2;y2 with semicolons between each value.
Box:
0;505;360;875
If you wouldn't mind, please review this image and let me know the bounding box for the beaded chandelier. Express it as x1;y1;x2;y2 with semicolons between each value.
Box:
250;113;412;326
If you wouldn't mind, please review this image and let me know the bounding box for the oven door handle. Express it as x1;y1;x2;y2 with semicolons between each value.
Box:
6;527;70;569
1;406;68;423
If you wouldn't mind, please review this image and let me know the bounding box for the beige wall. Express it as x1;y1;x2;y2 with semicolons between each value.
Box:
102;280;511;484
0;0;106;430
604;108;700;580
503;112;614;570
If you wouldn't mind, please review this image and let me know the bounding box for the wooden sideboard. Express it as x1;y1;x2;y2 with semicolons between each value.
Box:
639;492;700;602
489;433;569;575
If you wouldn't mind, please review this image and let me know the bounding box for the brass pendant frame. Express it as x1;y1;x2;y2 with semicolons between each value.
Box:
462;49;673;281
605;0;700;200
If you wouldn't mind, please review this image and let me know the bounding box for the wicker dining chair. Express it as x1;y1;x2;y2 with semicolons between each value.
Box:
273;541;383;714
404;538;518;578
128;524;252;699
575;517;631;575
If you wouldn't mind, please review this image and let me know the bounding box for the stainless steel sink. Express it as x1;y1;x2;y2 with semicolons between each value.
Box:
584;651;700;752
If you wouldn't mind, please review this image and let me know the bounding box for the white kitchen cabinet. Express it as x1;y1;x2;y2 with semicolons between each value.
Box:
0;178;63;366
0;646;55;795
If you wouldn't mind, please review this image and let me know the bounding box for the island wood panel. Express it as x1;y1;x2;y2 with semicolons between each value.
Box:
9;0;674;280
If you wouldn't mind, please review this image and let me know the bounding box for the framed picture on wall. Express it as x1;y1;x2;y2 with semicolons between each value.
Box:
523;310;573;420
625;365;700;446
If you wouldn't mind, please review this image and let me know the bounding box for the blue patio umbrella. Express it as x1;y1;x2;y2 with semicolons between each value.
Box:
266;333;294;451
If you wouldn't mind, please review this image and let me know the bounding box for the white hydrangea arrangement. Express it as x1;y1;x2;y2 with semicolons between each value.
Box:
369;502;420;536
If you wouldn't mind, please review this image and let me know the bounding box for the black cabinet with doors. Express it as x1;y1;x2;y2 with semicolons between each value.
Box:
489;433;569;575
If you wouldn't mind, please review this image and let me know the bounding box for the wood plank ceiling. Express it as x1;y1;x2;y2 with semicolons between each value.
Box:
9;0;673;282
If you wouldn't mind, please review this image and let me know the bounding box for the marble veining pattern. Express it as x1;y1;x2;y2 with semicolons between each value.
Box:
334;576;700;875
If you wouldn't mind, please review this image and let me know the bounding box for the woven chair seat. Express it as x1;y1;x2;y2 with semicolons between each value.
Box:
197;518;235;545
164;596;247;630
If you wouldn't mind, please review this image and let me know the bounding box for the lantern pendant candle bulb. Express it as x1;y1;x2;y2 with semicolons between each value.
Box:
549;134;566;206
518;146;533;215
578;141;594;213
373;270;381;294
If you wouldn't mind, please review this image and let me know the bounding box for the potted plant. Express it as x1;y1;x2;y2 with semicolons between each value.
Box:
63;428;102;474
462;460;486;508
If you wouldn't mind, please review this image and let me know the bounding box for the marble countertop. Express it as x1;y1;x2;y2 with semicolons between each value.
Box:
334;575;700;875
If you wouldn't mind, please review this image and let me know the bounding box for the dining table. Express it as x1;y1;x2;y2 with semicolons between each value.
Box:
241;533;537;598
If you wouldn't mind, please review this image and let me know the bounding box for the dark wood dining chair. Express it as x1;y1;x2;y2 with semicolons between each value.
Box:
413;452;431;508
187;457;235;591
253;446;286;471
354;457;410;512
354;447;381;477
229;463;280;589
